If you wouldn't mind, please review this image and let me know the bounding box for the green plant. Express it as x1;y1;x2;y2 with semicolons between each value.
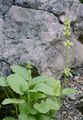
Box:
0;64;77;120
63;17;73;84
0;17;77;120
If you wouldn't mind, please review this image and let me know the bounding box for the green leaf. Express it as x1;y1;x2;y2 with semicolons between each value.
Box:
28;116;36;120
0;77;8;87
32;76;56;85
30;108;38;115
62;88;77;95
10;65;29;80
32;76;61;96
18;114;28;120
19;102;29;114
30;92;46;101
31;83;55;96
3;117;16;120
46;98;60;110
44;77;61;96
7;74;28;95
52;80;61;97
37;114;51;120
34;100;50;113
18;114;37;120
32;76;47;85
2;98;25;105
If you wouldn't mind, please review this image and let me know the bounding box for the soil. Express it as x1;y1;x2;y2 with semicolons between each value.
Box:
0;105;15;120
56;64;83;120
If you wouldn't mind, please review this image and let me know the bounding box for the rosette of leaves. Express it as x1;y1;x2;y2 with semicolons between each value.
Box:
0;64;77;120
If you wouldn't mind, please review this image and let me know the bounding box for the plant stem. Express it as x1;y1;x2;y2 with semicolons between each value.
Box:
64;42;69;84
7;87;18;117
3;88;9;98
27;69;32;114
7;87;15;98
65;45;68;69
15;104;18;117
28;89;31;114
4;77;18;117
3;87;18;117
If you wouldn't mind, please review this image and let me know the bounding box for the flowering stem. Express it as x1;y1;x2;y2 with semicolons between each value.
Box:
63;17;71;85
65;45;68;69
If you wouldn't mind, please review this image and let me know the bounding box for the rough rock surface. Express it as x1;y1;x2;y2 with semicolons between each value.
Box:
0;0;83;78
0;0;14;16
3;5;65;77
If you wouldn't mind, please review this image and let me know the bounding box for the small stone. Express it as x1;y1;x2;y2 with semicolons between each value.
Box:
68;94;77;100
62;111;66;114
74;76;80;81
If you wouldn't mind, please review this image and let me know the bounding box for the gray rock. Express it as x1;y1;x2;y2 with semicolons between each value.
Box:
0;4;82;78
3;5;64;77
0;18;3;57
74;4;83;39
0;0;14;16
15;0;80;16
15;0;83;35
0;18;11;76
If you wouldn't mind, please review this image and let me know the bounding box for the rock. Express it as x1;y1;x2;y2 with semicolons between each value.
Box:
0;18;3;58
76;97;83;114
0;3;82;78
3;5;65;77
58;3;80;24
14;0;83;42
15;0;80;20
77;4;83;22
0;18;11;77
0;0;14;16
73;40;83;66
